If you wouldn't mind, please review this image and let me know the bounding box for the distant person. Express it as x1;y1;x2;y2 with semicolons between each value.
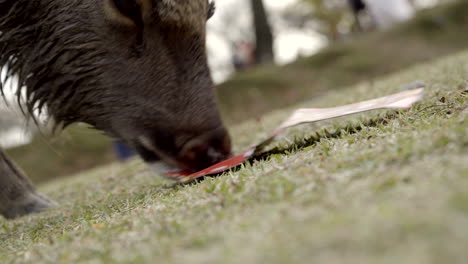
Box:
348;0;367;31
113;141;136;162
348;0;367;16
232;41;256;72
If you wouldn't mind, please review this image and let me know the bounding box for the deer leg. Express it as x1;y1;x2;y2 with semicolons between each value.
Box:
0;149;54;219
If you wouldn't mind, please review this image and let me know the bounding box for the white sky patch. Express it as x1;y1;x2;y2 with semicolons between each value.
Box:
207;32;234;83
0;127;32;148
275;30;327;65
0;67;18;99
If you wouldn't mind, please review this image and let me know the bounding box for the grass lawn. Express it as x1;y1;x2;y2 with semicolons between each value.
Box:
0;46;466;263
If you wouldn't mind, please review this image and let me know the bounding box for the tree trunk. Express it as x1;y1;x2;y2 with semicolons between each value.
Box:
250;0;275;65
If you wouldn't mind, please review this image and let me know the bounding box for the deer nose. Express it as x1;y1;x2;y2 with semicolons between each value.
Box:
178;127;232;172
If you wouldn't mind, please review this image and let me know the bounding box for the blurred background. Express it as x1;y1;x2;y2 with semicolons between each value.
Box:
0;0;466;184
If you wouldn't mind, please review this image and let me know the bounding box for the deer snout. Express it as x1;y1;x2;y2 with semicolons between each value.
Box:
178;127;232;172
137;126;232;173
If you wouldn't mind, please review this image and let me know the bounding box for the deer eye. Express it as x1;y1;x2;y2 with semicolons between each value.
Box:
207;1;216;20
112;0;143;27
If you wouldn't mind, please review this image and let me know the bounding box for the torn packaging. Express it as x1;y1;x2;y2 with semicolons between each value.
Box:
167;86;425;183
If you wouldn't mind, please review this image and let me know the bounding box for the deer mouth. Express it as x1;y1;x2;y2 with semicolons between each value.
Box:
134;126;232;173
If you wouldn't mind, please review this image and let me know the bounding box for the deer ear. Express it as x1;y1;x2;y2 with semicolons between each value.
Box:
104;0;151;27
207;1;216;20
